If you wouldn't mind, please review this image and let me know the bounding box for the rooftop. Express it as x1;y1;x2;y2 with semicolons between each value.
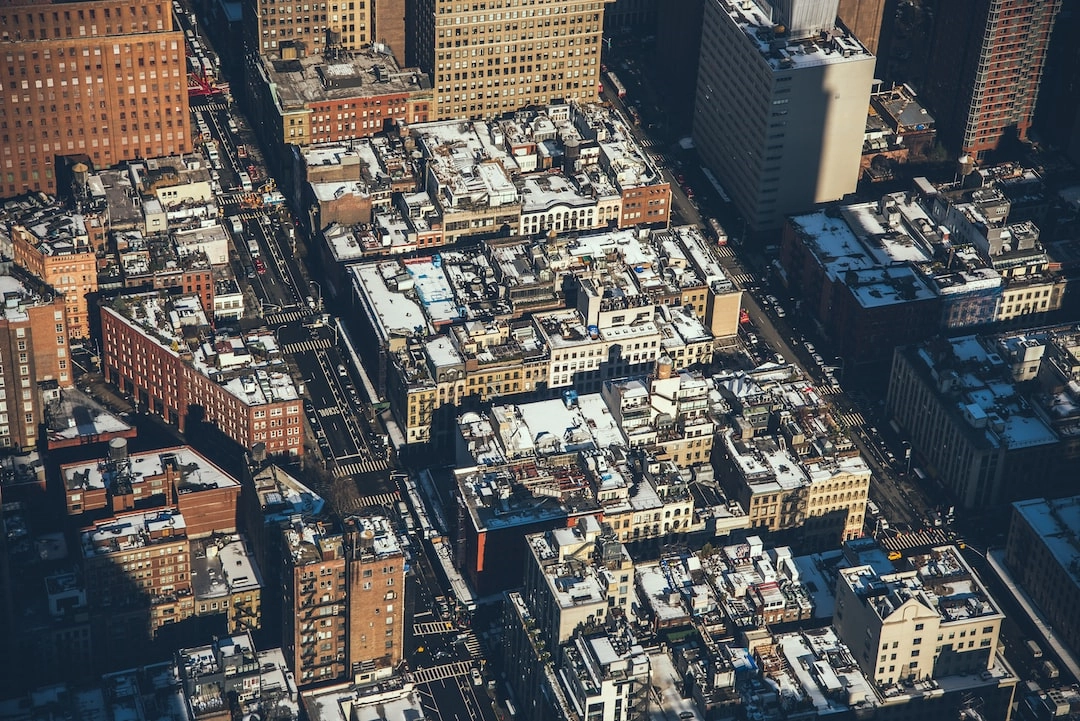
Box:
250;463;326;526
62;445;238;496
259;48;429;110
81;509;187;558
191;535;263;600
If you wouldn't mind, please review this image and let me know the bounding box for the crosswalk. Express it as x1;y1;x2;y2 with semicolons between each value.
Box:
339;459;393;478
414;621;456;636
347;490;399;508
816;384;842;396
265;310;308;325
714;245;736;258
729;273;754;287
194;102;229;113
837;411;866;428
282;338;333;354
459;631;482;659
409;661;474;685
878;528;951;553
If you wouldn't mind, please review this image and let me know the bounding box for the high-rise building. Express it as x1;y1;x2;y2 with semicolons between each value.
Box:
693;0;875;232
836;0;886;55
0;263;72;449
921;0;1061;161
281;514;405;687
408;0;612;121
0;0;192;197
245;0;405;59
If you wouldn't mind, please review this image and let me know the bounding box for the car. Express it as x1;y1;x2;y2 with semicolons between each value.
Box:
804;342;816;354
338;364;349;377
471;668;483;686
246;266;256;279
254;258;266;274
813;353;824;365
775;307;786;318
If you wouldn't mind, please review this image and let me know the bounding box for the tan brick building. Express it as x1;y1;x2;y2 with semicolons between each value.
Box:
0;0;191;196
410;0;612;120
12;218;99;340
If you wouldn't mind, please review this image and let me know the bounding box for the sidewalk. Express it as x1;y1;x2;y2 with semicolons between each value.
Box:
985;548;1080;682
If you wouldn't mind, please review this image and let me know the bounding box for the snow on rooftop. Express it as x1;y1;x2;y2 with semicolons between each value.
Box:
351;261;432;341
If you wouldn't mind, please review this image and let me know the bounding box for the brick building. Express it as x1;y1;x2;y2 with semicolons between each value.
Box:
101;293;304;456
61;443;242;537
922;0;1061;159
0;0;192;197
0;263;72;449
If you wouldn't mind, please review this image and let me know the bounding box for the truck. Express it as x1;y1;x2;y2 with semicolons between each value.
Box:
230;217;243;235
248;239;260;257
1042;659;1060;680
1027;639;1044;659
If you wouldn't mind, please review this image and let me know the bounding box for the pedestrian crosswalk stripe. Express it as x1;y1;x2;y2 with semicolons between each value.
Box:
817;384;841;396
460;631;482;659
714;245;735;258
338;459;392;477
839;411;865;428
265;310;308;325
409;661;474;685
414;621;455;636
282;338;333;354
195;102;228;112
730;273;754;287
348;491;399;509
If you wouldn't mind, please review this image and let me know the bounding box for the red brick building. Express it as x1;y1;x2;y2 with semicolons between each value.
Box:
922;0;1062;160
62;444;241;538
101;293;304;456
0;265;71;449
0;0;191;197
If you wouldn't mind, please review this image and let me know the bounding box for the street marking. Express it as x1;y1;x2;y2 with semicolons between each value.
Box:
839;411;866;428
339;459;392;477
409;661;474;685
282;338;333;354
265;310;308;325
348;490;399;507
414;621;456;636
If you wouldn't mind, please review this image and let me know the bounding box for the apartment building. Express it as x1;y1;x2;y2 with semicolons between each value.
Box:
0;265;71;449
245;0;405;58
409;0;613;120
922;0;1061;159
281;514;405;687
693;0;875;231
10;203;101;340
0;0;191;196
101;293;304;456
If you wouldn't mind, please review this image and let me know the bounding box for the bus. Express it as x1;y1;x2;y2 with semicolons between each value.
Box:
605;71;627;99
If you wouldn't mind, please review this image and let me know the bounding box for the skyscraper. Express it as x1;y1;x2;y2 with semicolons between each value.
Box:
0;0;192;196
408;0;612;121
693;0;875;232
921;0;1061;160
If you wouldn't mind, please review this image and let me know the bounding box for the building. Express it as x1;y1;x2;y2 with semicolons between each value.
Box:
654;0;705;136
0;0;191;197
886;334;1061;508
80;509;194;654
835;545;1005;685
409;0;612;121
244;0;404;59
61;442;241;537
190;535;263;635
281;514;405;687
9;198;100;339
836;0;886;55
553;626;651;721
247;47;430;159
101;292;304;456
522;517;634;650
922;0;1062;160
1005;497;1080;663
0;263;72;449
693;0;875;232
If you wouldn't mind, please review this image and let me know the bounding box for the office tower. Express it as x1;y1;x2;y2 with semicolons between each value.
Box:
409;0;613;121
246;0;406;63
836;0;886;54
0;0;191;197
922;0;1061;161
693;0;875;232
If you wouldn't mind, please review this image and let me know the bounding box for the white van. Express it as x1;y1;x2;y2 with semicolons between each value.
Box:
239;171;253;192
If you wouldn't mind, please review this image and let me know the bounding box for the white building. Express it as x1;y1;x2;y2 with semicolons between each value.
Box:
693;0;875;231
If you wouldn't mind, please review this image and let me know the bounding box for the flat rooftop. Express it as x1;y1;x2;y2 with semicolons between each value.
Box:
260;49;428;110
62;445;238;494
